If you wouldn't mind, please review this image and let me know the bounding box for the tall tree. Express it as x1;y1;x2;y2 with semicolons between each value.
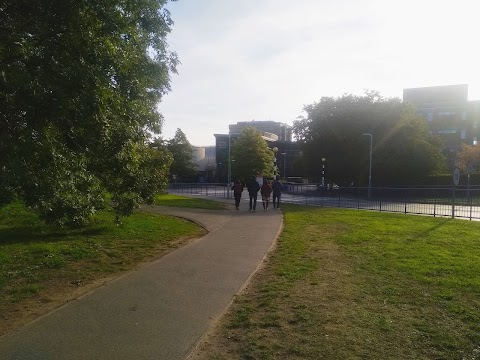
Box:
0;0;178;226
293;92;446;186
231;127;274;181
167;129;197;182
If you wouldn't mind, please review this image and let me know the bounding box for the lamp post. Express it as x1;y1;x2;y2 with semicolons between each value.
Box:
227;133;232;198
231;159;235;180
281;152;287;179
227;132;240;198
362;133;373;198
321;158;326;187
272;147;278;180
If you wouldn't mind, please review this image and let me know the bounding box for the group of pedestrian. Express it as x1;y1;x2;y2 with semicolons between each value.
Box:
232;177;283;212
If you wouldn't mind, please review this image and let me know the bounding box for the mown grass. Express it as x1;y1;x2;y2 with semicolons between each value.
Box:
194;205;480;360
155;194;228;210
0;200;206;334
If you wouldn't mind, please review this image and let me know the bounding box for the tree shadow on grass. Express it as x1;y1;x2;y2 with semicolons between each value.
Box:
405;218;453;241
0;226;109;245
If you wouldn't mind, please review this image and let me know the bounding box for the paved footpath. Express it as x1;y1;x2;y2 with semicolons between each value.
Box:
0;204;283;360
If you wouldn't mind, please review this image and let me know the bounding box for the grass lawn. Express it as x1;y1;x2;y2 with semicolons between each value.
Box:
155;193;229;210
193;205;480;360
0;198;209;335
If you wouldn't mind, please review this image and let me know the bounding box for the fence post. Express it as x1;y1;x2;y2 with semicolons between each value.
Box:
379;189;382;212
469;190;473;221
357;188;360;210
452;185;455;219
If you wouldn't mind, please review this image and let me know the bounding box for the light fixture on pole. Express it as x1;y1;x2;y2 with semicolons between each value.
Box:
228;133;232;198
361;133;373;198
321;158;326;187
272;147;278;180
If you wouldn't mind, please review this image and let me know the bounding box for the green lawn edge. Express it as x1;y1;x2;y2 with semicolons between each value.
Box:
0;197;212;334
195;204;480;360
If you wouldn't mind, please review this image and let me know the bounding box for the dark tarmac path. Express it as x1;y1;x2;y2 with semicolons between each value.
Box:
0;205;282;360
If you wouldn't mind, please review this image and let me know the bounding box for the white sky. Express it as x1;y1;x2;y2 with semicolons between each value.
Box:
158;0;480;146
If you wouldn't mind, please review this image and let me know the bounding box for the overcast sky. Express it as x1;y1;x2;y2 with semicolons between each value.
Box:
158;0;480;146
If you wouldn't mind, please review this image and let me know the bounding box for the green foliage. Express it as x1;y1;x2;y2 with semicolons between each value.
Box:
207;205;480;360
457;143;480;173
167;128;197;182
231;127;274;181
0;0;178;226
155;194;228;210
294;91;446;186
425;173;480;186
0;201;204;312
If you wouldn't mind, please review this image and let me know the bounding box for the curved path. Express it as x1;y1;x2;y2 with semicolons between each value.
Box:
0;205;283;360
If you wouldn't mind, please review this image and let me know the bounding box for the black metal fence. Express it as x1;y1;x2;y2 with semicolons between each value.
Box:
167;183;480;221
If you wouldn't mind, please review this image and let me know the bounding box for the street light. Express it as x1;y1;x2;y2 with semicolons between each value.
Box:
227;134;232;198
231;159;235;178
272;147;278;180
362;133;373;198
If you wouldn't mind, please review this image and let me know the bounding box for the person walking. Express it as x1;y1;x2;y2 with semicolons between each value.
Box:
231;179;244;210
246;176;260;212
272;179;284;209
260;179;272;211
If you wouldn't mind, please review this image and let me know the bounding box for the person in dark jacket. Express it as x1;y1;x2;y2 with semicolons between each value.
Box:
272;179;284;209
246;176;260;212
260;179;272;211
231;179;244;210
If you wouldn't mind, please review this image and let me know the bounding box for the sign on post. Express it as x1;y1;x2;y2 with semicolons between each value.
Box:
453;168;460;186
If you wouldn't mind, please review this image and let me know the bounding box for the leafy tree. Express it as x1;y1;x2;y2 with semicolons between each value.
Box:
167;129;197;182
231;127;274;181
293;91;446;186
456;144;480;173
0;0;178;226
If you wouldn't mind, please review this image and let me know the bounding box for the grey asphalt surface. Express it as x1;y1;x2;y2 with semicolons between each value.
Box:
0;203;283;360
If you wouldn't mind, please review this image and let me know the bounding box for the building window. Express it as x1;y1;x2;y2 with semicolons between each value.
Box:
437;129;457;134
461;130;466;140
427;112;433;122
462;112;467;120
437;111;456;117
474;122;478;129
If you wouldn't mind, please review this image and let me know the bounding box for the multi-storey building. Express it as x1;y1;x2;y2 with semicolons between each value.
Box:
214;120;300;183
228;120;293;142
403;84;480;167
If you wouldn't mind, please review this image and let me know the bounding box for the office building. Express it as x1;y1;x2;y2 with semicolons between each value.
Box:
403;84;480;165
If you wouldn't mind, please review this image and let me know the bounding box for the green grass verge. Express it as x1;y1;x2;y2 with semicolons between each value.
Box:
155;194;228;210
197;205;480;360
0;201;205;332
